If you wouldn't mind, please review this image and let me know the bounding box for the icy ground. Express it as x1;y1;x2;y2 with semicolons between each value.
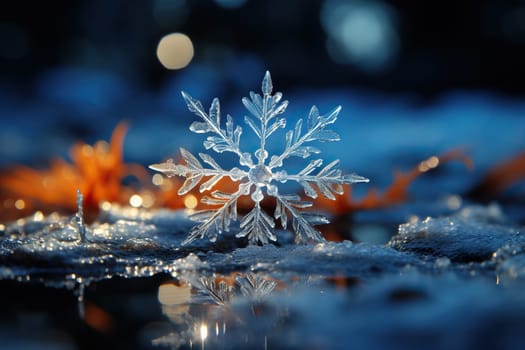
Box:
1;202;525;349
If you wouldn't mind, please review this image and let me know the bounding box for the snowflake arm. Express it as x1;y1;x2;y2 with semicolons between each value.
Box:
182;91;253;167
183;182;252;244
242;71;288;165
236;201;277;244
268;105;340;169
274;159;369;200
149;148;247;195
273;192;327;243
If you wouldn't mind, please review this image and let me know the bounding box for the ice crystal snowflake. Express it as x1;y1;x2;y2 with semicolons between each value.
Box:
150;71;369;245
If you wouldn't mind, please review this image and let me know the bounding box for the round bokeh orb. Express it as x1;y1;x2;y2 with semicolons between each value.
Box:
156;33;194;70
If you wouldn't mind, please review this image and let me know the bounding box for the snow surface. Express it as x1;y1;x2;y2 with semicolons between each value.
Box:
1;201;525;349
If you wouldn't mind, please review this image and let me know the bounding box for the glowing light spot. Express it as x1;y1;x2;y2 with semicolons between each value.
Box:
418;156;440;172
152;174;164;186
129;194;143;208
141;192;155;208
184;194;198;209
200;322;208;342
321;0;399;72
81;145;94;157
408;215;419;224
0;224;5;231
33;211;44;221
14;199;25;210
157;33;194;70
446;195;462;210
100;201;112;211
158;283;191;305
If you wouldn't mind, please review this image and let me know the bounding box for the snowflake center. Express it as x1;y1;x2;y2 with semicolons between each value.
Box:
248;164;273;186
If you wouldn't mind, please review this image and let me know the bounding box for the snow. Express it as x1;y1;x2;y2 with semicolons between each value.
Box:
389;204;525;263
1;196;525;348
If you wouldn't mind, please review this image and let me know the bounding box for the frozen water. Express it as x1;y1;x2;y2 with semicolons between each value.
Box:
149;269;525;350
0;206;424;285
389;204;525;263
1;201;525;349
2;203;524;286
149;71;369;245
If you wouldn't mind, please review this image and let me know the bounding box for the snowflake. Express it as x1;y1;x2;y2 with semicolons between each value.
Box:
149;71;369;245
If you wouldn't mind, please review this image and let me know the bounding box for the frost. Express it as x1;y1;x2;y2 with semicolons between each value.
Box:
389;205;525;263
75;189;87;242
150;71;369;245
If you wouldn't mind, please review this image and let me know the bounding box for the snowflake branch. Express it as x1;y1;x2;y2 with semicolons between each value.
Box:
182;182;251;245
275;159;370;199
242;71;288;165
148;148;248;195
236;201;276;244
268;105;341;169
273;193;328;243
182;91;253;167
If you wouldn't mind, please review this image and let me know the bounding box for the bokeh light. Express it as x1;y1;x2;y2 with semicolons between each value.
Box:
129;194;143;208
321;0;399;72
156;33;194;70
158;283;191;306
183;194;198;209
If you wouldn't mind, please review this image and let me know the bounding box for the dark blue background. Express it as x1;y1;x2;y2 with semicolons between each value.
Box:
1;0;524;199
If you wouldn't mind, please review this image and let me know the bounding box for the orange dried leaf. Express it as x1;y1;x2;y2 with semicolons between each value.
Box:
314;148;473;215
469;151;525;198
0;122;146;221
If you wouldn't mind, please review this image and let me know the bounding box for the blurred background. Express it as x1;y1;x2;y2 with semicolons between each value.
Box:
0;0;524;198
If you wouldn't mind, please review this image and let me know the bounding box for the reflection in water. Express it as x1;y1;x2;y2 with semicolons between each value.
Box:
152;273;281;349
200;322;208;347
75;282;85;319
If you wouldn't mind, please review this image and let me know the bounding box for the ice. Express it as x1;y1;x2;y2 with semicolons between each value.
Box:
0;204;189;284
5;203;523;287
148;268;525;349
203;241;425;277
388;204;525;263
2;201;525;349
493;244;525;284
0;204;424;288
150;71;368;245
